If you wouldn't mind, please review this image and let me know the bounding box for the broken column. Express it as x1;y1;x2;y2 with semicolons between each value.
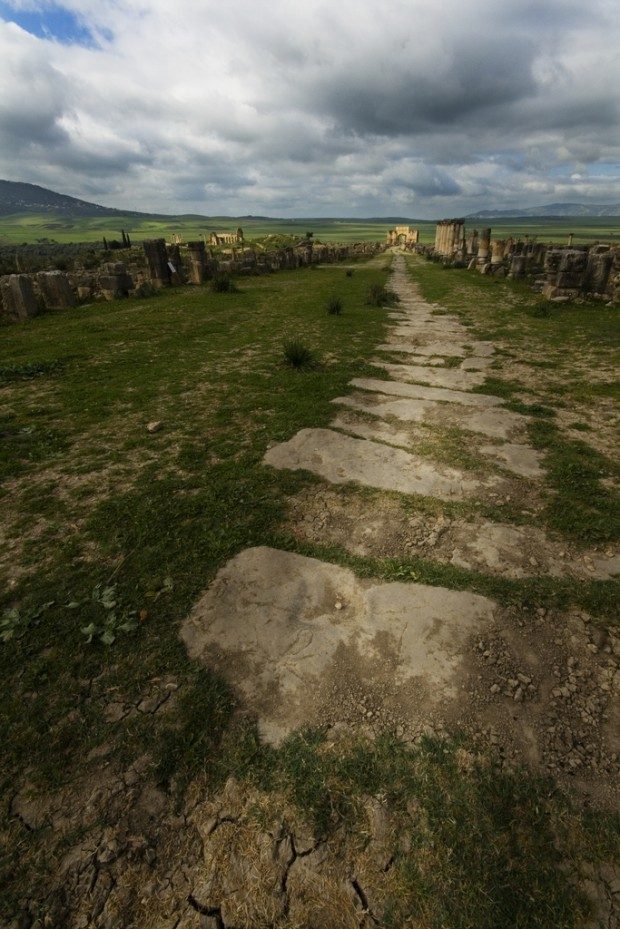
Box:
0;274;39;321
583;246;613;295
477;228;491;265
434;223;443;253
143;239;171;287
36;270;76;309
490;240;506;265
508;256;527;279
166;244;186;285
187;241;207;284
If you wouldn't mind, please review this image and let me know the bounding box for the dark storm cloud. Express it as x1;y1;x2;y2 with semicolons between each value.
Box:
0;0;618;215
306;36;538;137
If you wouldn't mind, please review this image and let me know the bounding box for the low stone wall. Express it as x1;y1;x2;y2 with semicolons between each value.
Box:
411;224;619;304
0;239;385;324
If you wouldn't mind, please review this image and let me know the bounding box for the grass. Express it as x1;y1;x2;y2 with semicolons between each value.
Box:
282;338;317;368
229;730;617;929
0;255;393;914
326;295;343;315
1;211;619;246
367;282;400;307
210;271;238;293
408;256;620;547
1;250;618;924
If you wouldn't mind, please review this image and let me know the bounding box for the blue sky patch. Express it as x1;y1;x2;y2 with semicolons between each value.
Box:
0;2;110;47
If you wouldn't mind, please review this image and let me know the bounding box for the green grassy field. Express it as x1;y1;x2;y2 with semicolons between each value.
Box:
1;210;619;245
1;255;618;926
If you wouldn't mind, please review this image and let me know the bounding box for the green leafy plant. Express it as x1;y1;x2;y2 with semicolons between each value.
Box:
326;296;343;315
1;601;54;643
79;583;138;645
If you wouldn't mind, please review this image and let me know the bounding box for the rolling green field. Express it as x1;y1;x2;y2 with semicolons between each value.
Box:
1;211;619;246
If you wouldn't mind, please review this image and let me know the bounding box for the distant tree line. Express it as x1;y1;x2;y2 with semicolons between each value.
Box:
0;243;107;276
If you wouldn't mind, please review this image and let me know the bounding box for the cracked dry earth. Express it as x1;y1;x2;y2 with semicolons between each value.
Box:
10;255;619;929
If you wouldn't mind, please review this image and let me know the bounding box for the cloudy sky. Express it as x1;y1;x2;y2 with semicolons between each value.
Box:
0;0;619;217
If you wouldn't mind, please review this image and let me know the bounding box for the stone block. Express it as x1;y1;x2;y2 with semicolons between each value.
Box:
36;270;76;309
187;241;207;284
0;274;39;321
508;256;527;279
143;239;171;287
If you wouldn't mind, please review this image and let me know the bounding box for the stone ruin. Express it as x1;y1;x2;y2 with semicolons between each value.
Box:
386;225;419;247
208;227;244;246
433;219;465;258
0;236;385;324
407;220;619;304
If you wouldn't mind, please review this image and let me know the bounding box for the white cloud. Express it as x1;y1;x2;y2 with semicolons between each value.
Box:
0;0;619;216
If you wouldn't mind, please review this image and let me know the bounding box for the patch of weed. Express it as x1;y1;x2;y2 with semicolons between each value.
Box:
326;296;343;315
210;272;238;293
282;339;317;369
367;283;400;307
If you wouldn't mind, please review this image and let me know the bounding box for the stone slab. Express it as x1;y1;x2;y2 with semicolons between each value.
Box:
181;547;496;744
377;340;464;356
461;357;494;371
350;377;503;408
333;394;526;440
480;442;544;479
264;428;490;499
370;361;486;390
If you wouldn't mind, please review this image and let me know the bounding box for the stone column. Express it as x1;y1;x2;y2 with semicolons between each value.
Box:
443;223;451;255
187;241;207;284
490;240;505;265
446;222;456;256
477;228;491;263
0;274;39;321
36;270;76;309
434;223;442;252
143;239;171;287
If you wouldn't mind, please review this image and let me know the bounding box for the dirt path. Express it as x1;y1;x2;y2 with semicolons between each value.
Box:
185;255;620;771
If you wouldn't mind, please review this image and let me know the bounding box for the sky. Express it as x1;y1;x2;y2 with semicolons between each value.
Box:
0;0;619;218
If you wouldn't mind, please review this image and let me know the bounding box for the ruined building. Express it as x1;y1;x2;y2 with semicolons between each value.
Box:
386;225;419;247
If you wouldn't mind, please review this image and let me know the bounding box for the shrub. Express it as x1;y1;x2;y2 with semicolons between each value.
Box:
526;299;553;318
345;269;354;278
366;283;400;307
326;296;343;315
211;273;238;293
133;281;157;299
282;339;316;370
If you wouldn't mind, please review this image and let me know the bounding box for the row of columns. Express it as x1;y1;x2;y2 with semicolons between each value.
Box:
433;220;465;257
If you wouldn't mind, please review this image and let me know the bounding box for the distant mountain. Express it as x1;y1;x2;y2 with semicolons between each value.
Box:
0;180;149;218
467;203;620;219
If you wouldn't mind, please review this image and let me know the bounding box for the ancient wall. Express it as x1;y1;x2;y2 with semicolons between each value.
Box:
0;238;386;324
416;219;618;303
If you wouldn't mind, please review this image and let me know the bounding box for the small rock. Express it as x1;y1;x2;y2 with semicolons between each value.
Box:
146;421;163;433
335;601;343;611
